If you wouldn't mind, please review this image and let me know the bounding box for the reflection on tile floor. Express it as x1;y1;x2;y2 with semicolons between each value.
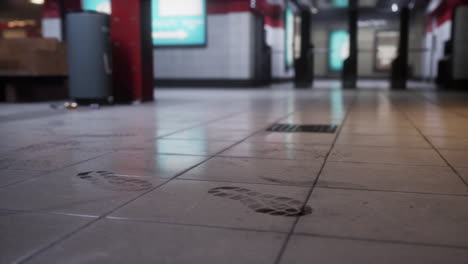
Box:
219;141;331;161
178;156;323;186
1;87;468;263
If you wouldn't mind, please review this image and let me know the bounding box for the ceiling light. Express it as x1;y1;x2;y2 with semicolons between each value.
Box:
391;3;399;12
30;0;44;4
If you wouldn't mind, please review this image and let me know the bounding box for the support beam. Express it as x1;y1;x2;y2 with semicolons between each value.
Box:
294;8;314;88
342;0;358;89
391;6;410;89
111;0;154;102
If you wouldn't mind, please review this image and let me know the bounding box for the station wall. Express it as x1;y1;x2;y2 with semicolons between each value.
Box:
422;0;468;80
154;12;256;80
154;0;293;83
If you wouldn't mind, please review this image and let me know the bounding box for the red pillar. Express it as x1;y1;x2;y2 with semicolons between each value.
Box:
111;0;154;102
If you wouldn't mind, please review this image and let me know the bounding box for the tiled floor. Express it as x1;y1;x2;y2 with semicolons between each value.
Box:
1;85;468;263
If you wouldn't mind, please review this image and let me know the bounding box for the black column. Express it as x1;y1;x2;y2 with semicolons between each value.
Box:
342;0;358;89
58;0;66;41
391;6;410;89
294;9;313;88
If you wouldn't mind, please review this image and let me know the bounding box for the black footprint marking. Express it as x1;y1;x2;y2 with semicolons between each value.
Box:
208;186;312;217
77;171;153;191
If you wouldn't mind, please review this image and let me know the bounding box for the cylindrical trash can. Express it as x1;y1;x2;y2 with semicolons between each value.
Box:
66;12;112;103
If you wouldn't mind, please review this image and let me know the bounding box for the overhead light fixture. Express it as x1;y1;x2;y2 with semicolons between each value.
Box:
310;7;319;14
30;0;44;4
391;3;399;12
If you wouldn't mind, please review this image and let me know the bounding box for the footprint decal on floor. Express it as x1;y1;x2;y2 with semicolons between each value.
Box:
77;171;153;192
208;186;312;217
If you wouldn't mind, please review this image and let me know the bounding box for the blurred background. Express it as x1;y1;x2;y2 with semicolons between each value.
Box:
0;0;467;102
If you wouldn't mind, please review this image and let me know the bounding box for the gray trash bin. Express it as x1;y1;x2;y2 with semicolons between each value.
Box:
66;12;112;103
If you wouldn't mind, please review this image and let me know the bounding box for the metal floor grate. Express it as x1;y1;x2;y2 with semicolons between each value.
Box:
266;124;338;133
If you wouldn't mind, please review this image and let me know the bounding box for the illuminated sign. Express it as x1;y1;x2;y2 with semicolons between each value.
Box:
152;0;206;46
329;30;349;72
332;0;349;8
82;0;207;46
82;0;111;14
285;8;294;68
375;31;398;71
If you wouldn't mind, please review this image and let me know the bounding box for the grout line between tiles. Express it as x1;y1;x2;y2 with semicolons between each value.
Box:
395;96;468;188
174;177;314;188
273;93;357;264
333;143;433;149
211;155;451;167
0;152;113;190
13;219;97;264
215;154;327;161
153;110;267;140
0;208;99;219
293;232;468;251
325;160;449;167
105;216;289;235
314;186;468;197
112;151;211;157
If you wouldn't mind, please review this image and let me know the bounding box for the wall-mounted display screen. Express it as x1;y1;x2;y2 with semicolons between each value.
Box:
332;0;349;8
375;31;398;71
82;0;207;46
285;7;294;69
329;30;349;72
152;0;206;46
82;0;111;14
